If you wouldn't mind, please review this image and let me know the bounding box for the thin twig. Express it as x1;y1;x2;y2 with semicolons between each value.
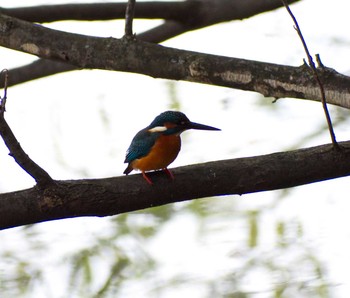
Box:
315;53;324;68
0;69;54;188
124;0;136;37
281;0;338;148
0;69;9;115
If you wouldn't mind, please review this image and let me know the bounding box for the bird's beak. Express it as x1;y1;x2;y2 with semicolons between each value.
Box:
186;121;221;131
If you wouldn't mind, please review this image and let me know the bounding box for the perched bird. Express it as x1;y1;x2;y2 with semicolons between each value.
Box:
123;111;220;184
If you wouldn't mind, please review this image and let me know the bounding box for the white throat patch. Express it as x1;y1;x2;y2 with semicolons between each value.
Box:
148;126;167;133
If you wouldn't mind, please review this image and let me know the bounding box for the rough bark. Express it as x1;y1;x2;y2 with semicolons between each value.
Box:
1;141;350;230
1;0;302;88
1;13;350;108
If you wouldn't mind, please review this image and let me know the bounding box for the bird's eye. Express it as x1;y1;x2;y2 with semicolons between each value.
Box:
180;121;185;125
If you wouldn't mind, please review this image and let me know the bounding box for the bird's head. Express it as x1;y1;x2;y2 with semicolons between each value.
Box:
148;111;220;135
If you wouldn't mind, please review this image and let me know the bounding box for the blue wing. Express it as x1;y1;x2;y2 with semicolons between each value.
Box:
124;128;160;163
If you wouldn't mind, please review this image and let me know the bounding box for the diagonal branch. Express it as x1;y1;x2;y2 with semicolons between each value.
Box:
1;140;350;230
0;0;301;87
1;13;350;109
281;0;338;147
0;117;54;187
0;71;54;188
2;59;77;87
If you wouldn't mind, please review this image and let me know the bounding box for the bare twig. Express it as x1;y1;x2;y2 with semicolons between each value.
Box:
0;69;9;115
281;0;338;148
315;53;325;68
124;0;136;37
0;70;54;188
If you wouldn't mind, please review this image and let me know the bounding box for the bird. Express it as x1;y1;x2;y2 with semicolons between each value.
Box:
123;111;220;184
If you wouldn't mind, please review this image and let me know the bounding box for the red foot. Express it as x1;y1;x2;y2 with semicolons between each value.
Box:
142;171;153;185
163;168;174;180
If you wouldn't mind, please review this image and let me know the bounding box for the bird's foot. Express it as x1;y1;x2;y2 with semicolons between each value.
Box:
163;168;174;180
142;171;153;185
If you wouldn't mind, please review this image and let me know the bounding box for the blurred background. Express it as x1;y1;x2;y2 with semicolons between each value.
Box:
1;0;350;297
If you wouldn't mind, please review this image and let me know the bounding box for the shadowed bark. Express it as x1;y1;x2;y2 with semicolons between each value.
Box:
1;141;350;230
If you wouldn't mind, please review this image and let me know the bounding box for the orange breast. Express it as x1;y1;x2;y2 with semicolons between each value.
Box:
132;134;181;172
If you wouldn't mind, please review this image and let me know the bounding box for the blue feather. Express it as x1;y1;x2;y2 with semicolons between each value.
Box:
149;111;189;128
125;111;187;164
124;128;160;163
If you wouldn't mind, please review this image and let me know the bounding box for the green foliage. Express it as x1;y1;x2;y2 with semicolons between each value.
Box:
0;190;333;298
247;210;259;248
0;249;42;297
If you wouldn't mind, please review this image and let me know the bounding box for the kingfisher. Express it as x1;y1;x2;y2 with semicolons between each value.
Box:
123;111;220;184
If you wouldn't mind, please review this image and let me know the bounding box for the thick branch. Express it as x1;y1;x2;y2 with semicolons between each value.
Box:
0;2;193;23
1;141;350;230
0;13;350;108
4;60;77;87
0;0;301;87
1;0;300;24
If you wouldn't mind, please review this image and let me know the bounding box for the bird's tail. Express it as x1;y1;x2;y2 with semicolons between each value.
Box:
123;164;133;175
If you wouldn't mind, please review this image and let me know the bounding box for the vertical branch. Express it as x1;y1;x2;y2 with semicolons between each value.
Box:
0;69;54;188
281;0;338;148
0;69;8;114
124;0;136;37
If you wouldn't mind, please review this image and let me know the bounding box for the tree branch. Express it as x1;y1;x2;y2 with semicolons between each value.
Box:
1;140;350;230
281;0;338;147
3;59;77;87
0;2;194;23
0;71;54;188
124;0;136;37
1;13;350;109
0;0;301;87
1;0;300;24
0;115;54;188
